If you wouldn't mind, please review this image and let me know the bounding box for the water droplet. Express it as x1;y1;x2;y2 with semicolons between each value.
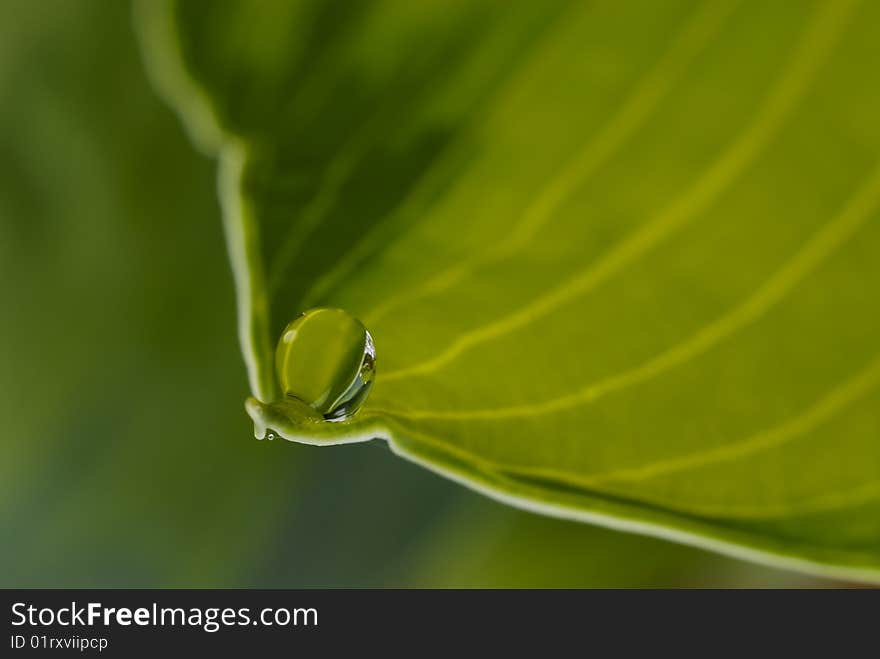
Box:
275;308;375;422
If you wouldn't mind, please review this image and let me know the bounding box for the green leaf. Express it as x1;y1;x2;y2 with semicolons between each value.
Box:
137;0;880;581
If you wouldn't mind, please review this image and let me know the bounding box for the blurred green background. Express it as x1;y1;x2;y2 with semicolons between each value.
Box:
0;0;840;587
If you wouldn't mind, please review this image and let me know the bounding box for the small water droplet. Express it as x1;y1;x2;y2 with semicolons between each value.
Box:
275;308;375;422
267;432;276;441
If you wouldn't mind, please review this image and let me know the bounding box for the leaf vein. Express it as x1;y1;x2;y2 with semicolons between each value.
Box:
379;0;858;384
363;0;740;327
371;159;880;420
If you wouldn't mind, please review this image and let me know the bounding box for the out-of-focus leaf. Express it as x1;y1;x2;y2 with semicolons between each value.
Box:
139;0;880;581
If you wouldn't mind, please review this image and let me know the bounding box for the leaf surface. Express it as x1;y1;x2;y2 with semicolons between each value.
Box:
138;0;880;580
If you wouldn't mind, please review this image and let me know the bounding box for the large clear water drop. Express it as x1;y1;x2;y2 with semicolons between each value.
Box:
275;308;375;422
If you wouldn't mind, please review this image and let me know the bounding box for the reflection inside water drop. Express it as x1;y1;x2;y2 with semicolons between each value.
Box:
274;308;375;422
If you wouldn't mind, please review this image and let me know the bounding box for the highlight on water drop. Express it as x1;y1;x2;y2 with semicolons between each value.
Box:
274;307;375;422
